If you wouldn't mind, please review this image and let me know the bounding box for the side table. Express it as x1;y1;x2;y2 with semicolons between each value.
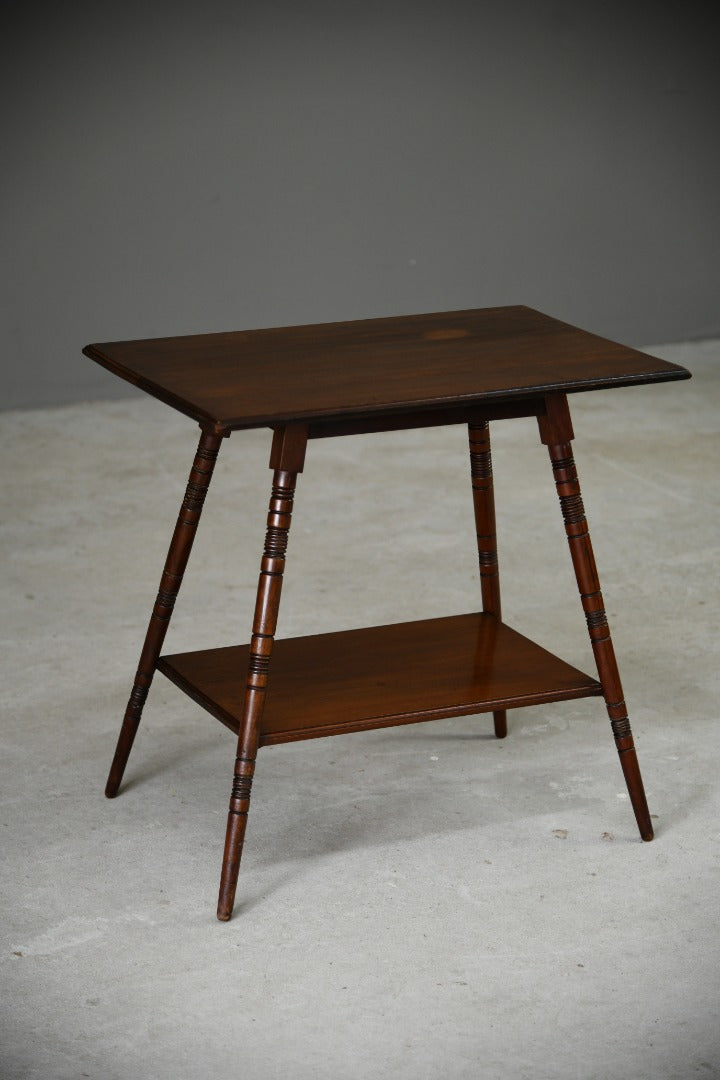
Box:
84;306;691;921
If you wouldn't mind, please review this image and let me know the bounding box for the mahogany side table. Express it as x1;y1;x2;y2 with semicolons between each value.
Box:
84;306;691;921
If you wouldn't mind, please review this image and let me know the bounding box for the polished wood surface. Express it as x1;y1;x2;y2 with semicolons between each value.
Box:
105;429;225;798
158;614;602;745
538;394;653;840
468;421;508;739
217;424;308;920
84;306;689;430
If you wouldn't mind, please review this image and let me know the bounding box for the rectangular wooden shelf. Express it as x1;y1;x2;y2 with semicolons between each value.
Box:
157;613;602;746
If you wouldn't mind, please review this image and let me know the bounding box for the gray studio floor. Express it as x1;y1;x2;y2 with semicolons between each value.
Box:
2;340;719;1080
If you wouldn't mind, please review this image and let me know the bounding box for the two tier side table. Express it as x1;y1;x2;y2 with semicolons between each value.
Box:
84;305;691;920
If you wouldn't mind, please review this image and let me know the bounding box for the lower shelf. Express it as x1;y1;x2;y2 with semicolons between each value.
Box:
157;613;602;746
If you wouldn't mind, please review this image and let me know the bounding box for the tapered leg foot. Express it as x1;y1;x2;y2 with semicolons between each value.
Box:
611;717;654;840
493;710;508;739
106;705;145;798
217;753;257;919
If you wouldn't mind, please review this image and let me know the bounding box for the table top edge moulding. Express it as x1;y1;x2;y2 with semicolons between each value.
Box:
84;305;691;431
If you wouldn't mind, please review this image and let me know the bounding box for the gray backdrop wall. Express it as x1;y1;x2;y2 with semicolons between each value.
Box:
2;2;718;410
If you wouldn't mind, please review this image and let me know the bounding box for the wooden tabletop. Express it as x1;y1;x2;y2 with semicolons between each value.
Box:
84;306;690;430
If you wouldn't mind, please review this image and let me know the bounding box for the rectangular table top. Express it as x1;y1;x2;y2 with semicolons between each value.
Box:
84;305;690;430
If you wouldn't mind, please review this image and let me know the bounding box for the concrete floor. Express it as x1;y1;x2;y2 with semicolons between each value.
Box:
2;340;719;1080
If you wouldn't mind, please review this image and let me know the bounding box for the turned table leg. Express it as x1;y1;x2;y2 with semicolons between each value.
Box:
105;427;225;798
469;421;507;738
217;424;308;920
538;395;653;841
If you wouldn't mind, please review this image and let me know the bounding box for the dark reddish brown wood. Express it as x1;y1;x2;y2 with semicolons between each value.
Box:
105;427;225;798
269;422;309;472
90;309;689;919
468;421;507;739
307;399;543;439
217;425;308;921
158;614;602;745
84;306;690;431
538;394;653;842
